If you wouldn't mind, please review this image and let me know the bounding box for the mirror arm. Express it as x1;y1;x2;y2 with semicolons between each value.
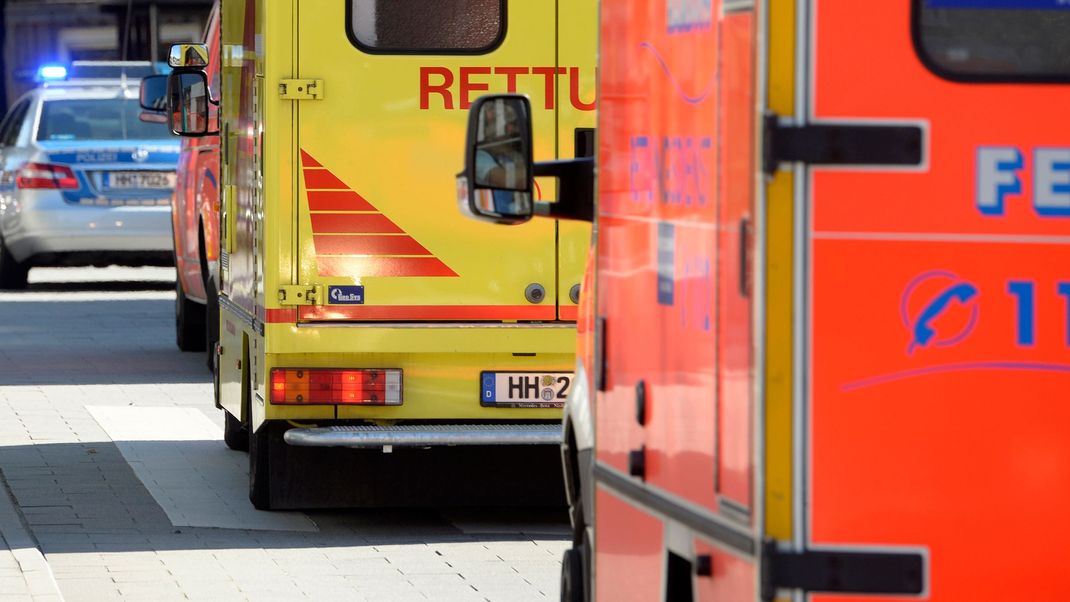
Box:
532;157;595;222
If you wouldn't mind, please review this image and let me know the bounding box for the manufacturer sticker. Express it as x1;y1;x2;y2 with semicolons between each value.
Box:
327;285;364;305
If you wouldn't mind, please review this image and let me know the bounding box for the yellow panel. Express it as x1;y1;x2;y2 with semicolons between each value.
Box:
764;170;794;541
556;0;598;318
768;0;796;116
295;0;562;311
764;0;797;543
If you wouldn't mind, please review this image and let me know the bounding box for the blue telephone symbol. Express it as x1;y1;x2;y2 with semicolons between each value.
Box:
911;283;978;351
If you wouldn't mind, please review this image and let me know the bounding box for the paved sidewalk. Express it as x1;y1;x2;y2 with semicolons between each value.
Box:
0;268;567;601
0;468;63;601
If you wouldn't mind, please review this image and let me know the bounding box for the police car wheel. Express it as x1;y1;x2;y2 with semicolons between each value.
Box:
175;280;207;352
0;237;28;290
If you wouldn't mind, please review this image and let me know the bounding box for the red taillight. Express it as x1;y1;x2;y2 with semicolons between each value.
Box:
269;368;402;405
16;162;78;190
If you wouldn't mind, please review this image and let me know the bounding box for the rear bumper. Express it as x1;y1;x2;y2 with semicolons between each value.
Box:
283;423;562;447
2;189;171;263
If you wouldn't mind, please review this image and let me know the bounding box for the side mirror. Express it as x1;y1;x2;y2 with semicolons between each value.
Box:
139;74;169;112
457;94;535;225
167;71;211;137
168;44;209;69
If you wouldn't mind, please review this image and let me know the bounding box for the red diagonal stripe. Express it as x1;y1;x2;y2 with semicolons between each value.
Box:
296;305;554;321
311;214;403;234
300;150;322;167
307;191;375;212
314;235;432;256
317;256;457;277
303;168;350;190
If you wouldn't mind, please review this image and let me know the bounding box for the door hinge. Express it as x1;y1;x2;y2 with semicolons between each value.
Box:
762;114;923;174
278;284;323;306
760;540;925;601
279;79;323;100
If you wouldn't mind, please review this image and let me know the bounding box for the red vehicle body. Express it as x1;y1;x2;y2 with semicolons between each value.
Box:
172;2;221;356
523;0;1070;600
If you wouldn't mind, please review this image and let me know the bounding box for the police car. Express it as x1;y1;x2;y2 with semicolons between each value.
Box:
0;62;179;289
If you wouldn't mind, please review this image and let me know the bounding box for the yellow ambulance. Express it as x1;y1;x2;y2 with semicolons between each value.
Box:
166;0;595;508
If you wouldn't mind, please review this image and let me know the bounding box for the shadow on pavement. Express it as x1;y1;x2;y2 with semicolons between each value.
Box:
0;439;568;556
0;298;210;386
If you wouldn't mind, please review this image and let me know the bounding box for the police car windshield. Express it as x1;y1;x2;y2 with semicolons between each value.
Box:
37;98;170;142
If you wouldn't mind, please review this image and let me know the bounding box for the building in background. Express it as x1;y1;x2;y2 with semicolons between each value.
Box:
3;0;212;108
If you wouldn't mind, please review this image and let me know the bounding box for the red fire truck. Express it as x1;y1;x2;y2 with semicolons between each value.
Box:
459;0;1070;600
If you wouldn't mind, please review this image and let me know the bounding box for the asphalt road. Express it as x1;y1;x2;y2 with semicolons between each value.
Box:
0;267;567;602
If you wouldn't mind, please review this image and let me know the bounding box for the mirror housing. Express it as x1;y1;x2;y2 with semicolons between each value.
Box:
457;94;595;226
457;95;536;225
168;44;209;68
167;71;212;137
139;74;169;111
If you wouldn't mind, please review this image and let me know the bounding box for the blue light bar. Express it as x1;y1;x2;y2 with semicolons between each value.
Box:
36;65;68;81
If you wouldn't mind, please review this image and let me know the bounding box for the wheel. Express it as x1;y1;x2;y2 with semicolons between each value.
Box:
560;547;586;602
248;421;273;510
204;273;220;372
0;235;28;290
223;409;248;451
175;279;207;351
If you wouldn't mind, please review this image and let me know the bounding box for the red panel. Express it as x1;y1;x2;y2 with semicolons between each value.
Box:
313;235;432;256
298;304;553;321
715;11;755;511
307;191;375;212
302;168;350;190
810;0;1070;597
316;256;457;278
310;214;404;234
595;488;663;602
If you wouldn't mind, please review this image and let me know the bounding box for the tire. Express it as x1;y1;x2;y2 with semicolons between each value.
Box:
248;421;273;510
0;236;28;290
560;547;586;602
175;280;207;351
223;409;248;451
204;273;220;373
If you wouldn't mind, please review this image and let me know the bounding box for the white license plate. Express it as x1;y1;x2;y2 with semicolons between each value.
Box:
481;371;572;408
104;171;175;190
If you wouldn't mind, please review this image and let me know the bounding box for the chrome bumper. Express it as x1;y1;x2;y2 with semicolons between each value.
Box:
283;424;562;448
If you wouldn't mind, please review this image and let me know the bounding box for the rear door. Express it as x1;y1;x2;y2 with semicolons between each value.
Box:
297;0;560;322
593;0;760;599
801;0;1070;599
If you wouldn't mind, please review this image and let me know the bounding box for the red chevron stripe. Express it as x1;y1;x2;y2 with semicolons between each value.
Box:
317;256;457;277
301;150;458;278
300;150;322;168
303;169;350;190
307;191;375;212
314;235;432;256
311;214;403;234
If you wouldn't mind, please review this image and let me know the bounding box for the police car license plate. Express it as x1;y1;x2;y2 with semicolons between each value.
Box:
105;171;175;189
481;371;572;408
